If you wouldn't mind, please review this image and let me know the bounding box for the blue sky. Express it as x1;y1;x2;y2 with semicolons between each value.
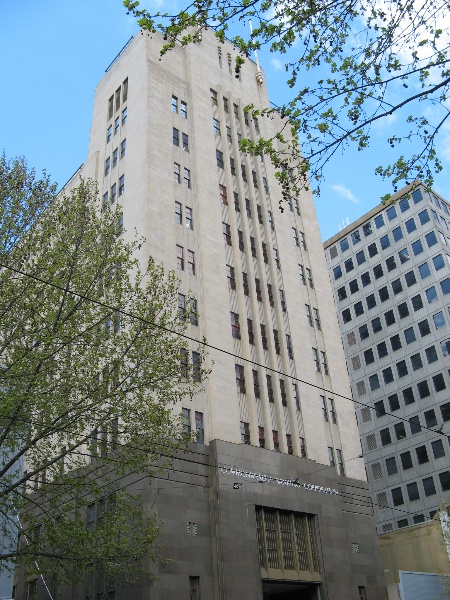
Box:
2;1;449;240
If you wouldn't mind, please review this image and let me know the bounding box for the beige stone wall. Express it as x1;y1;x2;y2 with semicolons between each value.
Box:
67;29;365;480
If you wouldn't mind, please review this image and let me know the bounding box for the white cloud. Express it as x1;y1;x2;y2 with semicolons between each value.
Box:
271;58;283;71
330;184;359;204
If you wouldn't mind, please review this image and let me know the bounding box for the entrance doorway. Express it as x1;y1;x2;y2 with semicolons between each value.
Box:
262;580;321;599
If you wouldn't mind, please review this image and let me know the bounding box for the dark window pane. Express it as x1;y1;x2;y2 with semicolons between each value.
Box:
354;301;364;316
349;279;359;294
383;367;394;384
401;451;413;470
418;262;431;279
333;265;342;280
390;334;402;351
399;197;410;212
388;394;400;411
386;457;398;475
439;471;450;491
385;310;396;326
363;222;373;236
394;422;406;440
412;189;423;203
375;400;386;417
418;209;430;225
380;235;390;250
377;341;388;358
359;324;369;340
418;319;431;337
340;238;349;252
425;231;437;247
440;402;450;422
386;206;397;221
404;327;416;344
412;239;424;255
345;258;354;272
342;309;352;323
375;214;385;228
432;439;445;459
433;373;446;392
405;218;416;234
351;230;361;245
405;270;417;287
396;360;408;378
441;278;450;295
407;482;420;501
423;477;436;496
399;248;410;264
409;415;421;435
372;317;382;333
366;294;376;309
398;302;409;319
380;428;392;445
392;226;403;242
361;271;371;287
424;409;437;428
356;250;366;265
416;445;429;464
425;286;438;304
425;345;438;363
392;278;403;294
391;487;404;506
386;256;397;271
368;243;378;257
412;295;423;311
403;387;415;405
369;374;380;390
364;349;375;365
417;380;430;399
337;286;347;301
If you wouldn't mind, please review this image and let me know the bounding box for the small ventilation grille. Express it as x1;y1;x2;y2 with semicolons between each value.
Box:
351;542;360;554
347;332;356;346
361;407;372;423
329;245;338;259
187;522;198;535
382;523;393;532
371;462;382;480
352;355;362;371
377;492;388;510
366;433;377;451
356;380;367;397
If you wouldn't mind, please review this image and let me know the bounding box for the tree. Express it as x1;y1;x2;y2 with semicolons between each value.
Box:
0;155;205;587
124;0;450;201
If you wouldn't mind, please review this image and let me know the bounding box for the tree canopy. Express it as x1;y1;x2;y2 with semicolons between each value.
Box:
124;0;450;201
0;155;204;586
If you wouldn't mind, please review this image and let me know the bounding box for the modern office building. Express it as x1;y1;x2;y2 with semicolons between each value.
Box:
15;30;387;600
324;184;450;594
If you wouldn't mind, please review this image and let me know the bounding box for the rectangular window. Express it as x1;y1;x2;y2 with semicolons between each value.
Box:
105;157;110;176
280;379;287;405
266;374;274;401
299;264;306;285
235;364;246;393
238;230;244;252
255;278;262;301
253;369;260;397
306;268;314;288
258;426;265;448
261;324;268;350
106;125;112;143
273;329;280;354
120;138;126;159
329;398;337;423
242;272;249;295
227;265;236;290
250;237;257;258
195;411;204;442
321;396;328;421
267;283;274;306
182;132;189;151
173;127;179;146
286;335;293;359
175;201;182;224
328;447;335;466
181;101;187;118
231;312;240;339
118;175;125;196
240;421;250;444
187;250;195;275
189;298;198;326
185;207;193;230
210;88;218;105
230;157;236;175
312;348;320;372
176;245;184;270
262;242;269;264
306;304;313;327
216;150;224;168
213;118;220;136
122;107;127;125
336;449;345;475
219;184;228;206
252;170;258;188
174;162;180;183
241;164;247;181
178;293;186;320
108;95;114;119
172;95;178;113
183;168;191;188
248;319;255;345
114;116;120;135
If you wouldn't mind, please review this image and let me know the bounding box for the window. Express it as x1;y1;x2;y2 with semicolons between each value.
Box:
241;164;247;181
344;258;354;272
213;118;220;136
342;308;352;324
409;415;421;434
388;394;400;411
391;334;402;351
182;132;189;152
108;95;114;119
286;335;293;359
240;421;250;444
216;150;224;168
433;373;446;392
433;254;445;271
104;157;110;176
361;271;371;286
279;289;286;311
426;230;438;247
176;245;184;270
112;147;118;168
369;373;380;390
372;317;382;333
180;101;187;118
266;374;273;401
114;116;120;135
312;348;320;372
391;487;404;506
394;422;406;441
416;445;429;464
255;278;262;302
102;192;109;211
306;304;313;327
174;162;180;183
185;207;193;230
252;369;260;398
366;294;376;310
242;272;249;295
183;168;191;188
405;218;417;234
340;238;349;252
440;472;450;492
423;477;436;497
382;367;393;384
321;396;328;421
248;319;255;345
274;249;281;270
418;319;430;336
418;209;430;225
337;287;347;301
261;324;268;350
195;411;204;442
235;364;246;393
380;428;392;446
360;324;369;340
373;264;384;279
189;298;198;326
122;107;127;125
173;127;180;146
410;353;423;371
273;329;280;354
417;380;430;399
425;345;438;364
398;247;410;264
268;211;274;230
442;339;450;356
364;349;375;365
441;278;450;294
238;230;244;252
392;226;403;242
368;242;378;257
405;270;416;287
172;95;178;112
401;451;413;470
432;439;445;459
433;311;446;329
279;379;287;406
210;88;218;105
386;206;397;220
257;205;263;224
267;283;274;306
351;230;361;245
252;170;258;188
333;265;342;280
399;197;410;212
386;256;397;272
424;409;437;428
222;223;231;246
412;294;424;311
349;279;359;294
328;446;336;466
380;234;390;250
396;360;408;378
329;398;337;423
106;125;112;143
187;250;195;275
175;201;182;224
391;278;403;294
292;228;299;246
231;312;240;339
386;457;398;475
385;309;396;326
407;482;420;502
398;302;409;319
377;342;388;359
219;184;228;206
